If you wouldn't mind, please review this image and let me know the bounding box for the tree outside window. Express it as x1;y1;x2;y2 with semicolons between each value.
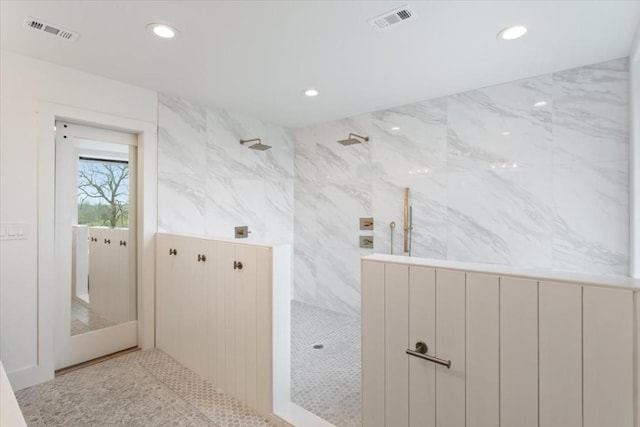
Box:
77;159;129;228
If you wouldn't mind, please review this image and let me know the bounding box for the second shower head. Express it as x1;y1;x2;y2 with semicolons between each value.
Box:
337;133;370;146
240;138;271;151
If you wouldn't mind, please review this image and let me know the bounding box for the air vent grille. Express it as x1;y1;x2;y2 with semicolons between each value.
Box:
369;5;416;31
24;17;80;42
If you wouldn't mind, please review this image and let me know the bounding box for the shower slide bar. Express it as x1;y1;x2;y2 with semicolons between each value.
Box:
405;341;451;369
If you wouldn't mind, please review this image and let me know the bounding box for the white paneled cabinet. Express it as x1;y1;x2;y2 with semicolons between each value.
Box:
500;277;538;427
539;282;582;427
155;233;273;420
583;286;634;427
88;227;132;324
362;258;639;427
466;273;499;427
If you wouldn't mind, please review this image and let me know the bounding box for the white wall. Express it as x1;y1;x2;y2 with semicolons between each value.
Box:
631;29;640;278
0;50;157;386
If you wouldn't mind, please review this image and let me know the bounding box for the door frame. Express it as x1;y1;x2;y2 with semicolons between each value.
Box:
21;101;157;387
54;122;139;369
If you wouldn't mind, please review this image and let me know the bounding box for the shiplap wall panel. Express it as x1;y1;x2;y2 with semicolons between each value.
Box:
385;263;409;427
500;277;538;427
234;244;249;403
205;240;218;385
255;247;272;418
361;260;385;427
539;282;582;427
155;234;273;420
408;266;436;427
584;286;634;427
243;246;259;408
466;273;499;427
435;269;466;427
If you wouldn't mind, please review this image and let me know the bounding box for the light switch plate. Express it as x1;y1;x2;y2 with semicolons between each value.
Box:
1;222;27;241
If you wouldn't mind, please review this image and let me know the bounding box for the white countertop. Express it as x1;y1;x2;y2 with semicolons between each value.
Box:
1;361;27;427
363;254;640;290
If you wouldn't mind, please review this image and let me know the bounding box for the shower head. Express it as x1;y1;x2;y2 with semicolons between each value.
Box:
240;138;271;151
337;133;370;146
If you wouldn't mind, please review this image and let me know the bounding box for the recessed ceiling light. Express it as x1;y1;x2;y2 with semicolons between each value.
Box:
497;25;527;41
391;126;400;131
304;89;319;97
534;101;548;107
147;23;178;39
501;131;511;136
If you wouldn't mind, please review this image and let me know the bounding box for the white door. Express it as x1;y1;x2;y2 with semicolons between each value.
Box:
54;121;138;370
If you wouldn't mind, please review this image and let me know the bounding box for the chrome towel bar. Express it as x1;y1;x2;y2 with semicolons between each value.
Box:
406;341;451;369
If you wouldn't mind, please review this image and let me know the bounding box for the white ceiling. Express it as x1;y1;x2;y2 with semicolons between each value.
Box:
1;1;639;127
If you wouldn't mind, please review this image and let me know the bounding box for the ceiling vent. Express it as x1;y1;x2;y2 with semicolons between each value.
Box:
369;5;416;31
24;17;80;42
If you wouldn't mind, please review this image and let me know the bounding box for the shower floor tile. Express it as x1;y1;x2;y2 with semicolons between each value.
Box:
16;349;275;427
291;300;361;427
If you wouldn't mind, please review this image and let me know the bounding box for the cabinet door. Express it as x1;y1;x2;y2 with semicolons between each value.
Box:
255;246;272;417
205;240;218;385
189;238;208;380
385;263;409;427
500;277;538;427
408;266;435;427
235;244;258;405
466;273;499;427
216;241;236;395
435;269;466;427
583;286;634;427
361;260;385;427
155;234;179;358
539;282;581;427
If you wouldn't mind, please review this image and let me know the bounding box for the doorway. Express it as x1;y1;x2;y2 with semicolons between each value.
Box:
54;121;138;370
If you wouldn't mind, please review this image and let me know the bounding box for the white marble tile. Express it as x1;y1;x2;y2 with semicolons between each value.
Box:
315;247;364;316
372;174;447;259
293;127;317;185
206;107;267;180
552;161;629;275
447;75;553;171
204;176;267;241
314;114;372;185
158;173;206;236
316;182;372;249
158;94;207;175
447;167;554;269
553;57;629;165
371;98;448;180
294;184;319;303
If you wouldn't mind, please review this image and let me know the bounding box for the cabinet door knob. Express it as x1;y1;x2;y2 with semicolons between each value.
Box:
104;238;111;244
198;254;207;262
234;261;243;270
169;248;177;256
120;240;127;246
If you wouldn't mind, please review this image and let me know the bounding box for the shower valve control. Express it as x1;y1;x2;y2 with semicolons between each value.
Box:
234;261;243;270
360;217;374;230
235;226;250;239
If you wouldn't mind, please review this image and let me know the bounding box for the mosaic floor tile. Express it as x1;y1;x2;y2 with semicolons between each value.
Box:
291;301;361;427
16;349;275;427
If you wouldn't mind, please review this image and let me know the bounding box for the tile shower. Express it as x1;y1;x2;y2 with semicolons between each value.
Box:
158;57;630;427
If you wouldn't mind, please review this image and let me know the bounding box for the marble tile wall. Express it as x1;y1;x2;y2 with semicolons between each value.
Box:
294;57;630;316
158;94;294;246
